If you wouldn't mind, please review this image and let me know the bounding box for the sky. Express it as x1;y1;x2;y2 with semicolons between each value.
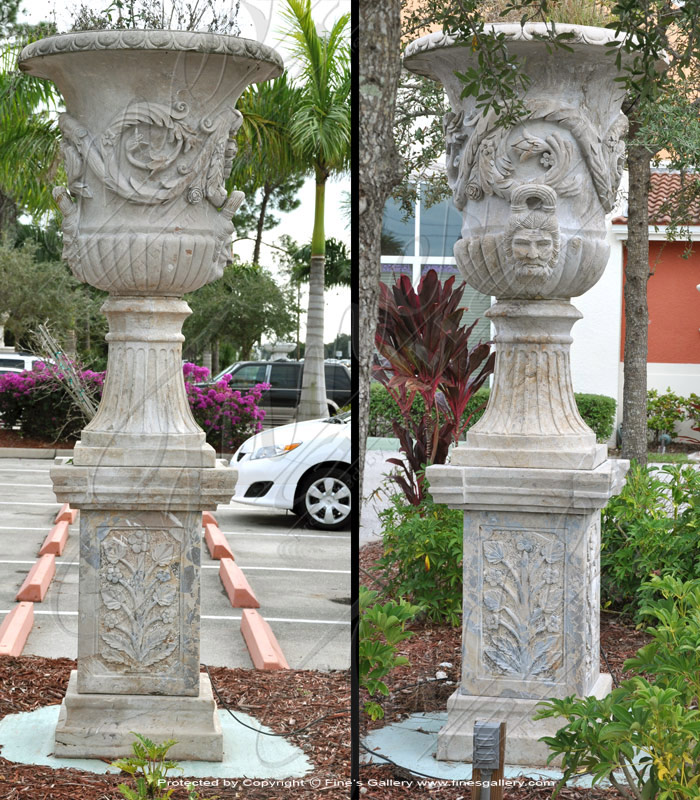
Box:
17;0;351;345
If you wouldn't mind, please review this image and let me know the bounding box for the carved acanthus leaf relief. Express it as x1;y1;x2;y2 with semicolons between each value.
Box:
444;101;627;213
57;103;242;208
53;104;245;283
481;531;565;680
98;528;180;669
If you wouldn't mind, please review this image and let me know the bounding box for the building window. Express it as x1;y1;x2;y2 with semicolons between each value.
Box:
380;186;492;344
381;196;415;256
419;193;462;258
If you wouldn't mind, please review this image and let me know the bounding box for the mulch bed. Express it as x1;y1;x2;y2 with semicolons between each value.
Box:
359;541;652;800
0;656;350;799
0;428;75;450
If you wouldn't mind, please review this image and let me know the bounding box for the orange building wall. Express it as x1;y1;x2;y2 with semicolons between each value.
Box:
620;241;700;364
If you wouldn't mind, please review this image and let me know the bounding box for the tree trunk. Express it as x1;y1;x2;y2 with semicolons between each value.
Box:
358;0;404;504
621;125;652;466
297;254;327;419
253;184;271;266
297;176;328;421
211;339;219;376
0;191;17;234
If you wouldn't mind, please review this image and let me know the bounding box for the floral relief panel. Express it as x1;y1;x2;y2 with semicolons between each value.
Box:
77;509;201;696
99;527;181;669
481;528;565;681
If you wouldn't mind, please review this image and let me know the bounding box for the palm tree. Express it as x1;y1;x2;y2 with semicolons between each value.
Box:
0;24;62;228
281;0;350;420
229;72;306;264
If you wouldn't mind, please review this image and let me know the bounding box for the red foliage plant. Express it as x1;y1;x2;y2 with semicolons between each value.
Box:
374;269;495;505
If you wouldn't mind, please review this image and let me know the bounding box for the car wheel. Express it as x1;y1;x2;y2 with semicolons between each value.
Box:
296;467;351;530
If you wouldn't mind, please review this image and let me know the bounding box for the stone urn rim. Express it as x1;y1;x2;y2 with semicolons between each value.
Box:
19;28;283;80
404;21;642;77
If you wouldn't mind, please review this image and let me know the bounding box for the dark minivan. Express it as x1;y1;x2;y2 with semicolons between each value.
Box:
209;360;351;426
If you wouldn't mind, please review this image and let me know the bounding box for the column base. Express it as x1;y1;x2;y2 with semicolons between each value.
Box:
436;673;612;767
54;671;223;761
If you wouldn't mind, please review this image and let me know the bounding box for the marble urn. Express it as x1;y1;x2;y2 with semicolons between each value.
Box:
404;23;631;766
18;29;282;760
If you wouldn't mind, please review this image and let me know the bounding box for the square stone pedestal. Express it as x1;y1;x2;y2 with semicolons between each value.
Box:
437;673;612;766
54;672;223;760
426;458;628;767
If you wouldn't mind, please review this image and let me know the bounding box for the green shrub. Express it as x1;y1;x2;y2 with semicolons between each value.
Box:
369;384;616;443
683;392;700;433
574;393;616;442
647;387;686;445
375;492;463;626
368;381;426;438
359;587;421;720
368;382;489;439
111;733;203;799
536;575;700;799
601;463;700;615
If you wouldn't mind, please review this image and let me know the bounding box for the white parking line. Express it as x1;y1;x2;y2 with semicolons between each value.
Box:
0;526;56;532
0;483;54;489
0;609;349;624
221;530;349;540
0;560;350;574
0;501;59;507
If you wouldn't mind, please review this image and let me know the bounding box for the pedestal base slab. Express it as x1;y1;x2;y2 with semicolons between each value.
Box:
436;673;612;767
54;671;223;761
451;442;607;471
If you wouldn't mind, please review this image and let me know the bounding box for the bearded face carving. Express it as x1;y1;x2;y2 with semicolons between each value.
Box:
504;185;560;281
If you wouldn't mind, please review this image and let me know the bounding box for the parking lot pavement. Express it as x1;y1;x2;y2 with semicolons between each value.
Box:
0;458;350;672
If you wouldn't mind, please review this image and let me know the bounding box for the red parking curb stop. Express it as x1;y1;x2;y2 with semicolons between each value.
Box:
16;554;56;602
55;503;77;524
219;558;259;608
202;511;218;527
0;603;34;656
204;523;234;560
241;609;289;670
39;520;70;556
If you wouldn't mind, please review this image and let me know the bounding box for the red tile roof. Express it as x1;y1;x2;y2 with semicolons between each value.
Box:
612;171;700;226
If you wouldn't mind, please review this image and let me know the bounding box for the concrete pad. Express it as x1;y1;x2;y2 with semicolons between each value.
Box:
205;523;234;560
39;521;69;556
0;602;34;656
220;559;259;608
242;609;289;670
16;554;56;602
361;712;615;787
0;703;312;778
55;671;223;760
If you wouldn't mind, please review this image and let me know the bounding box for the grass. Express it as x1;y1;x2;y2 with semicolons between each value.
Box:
647;451;691;463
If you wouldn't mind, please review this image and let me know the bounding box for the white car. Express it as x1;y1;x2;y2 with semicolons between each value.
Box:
0;354;46;375
230;413;351;530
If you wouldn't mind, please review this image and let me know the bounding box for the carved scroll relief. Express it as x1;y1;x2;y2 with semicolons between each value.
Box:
481;528;565;681
58;101;242;208
444;101;627;213
54;101;245;289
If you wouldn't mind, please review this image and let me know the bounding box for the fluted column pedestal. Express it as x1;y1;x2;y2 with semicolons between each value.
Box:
50;296;235;760
453;300;606;470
